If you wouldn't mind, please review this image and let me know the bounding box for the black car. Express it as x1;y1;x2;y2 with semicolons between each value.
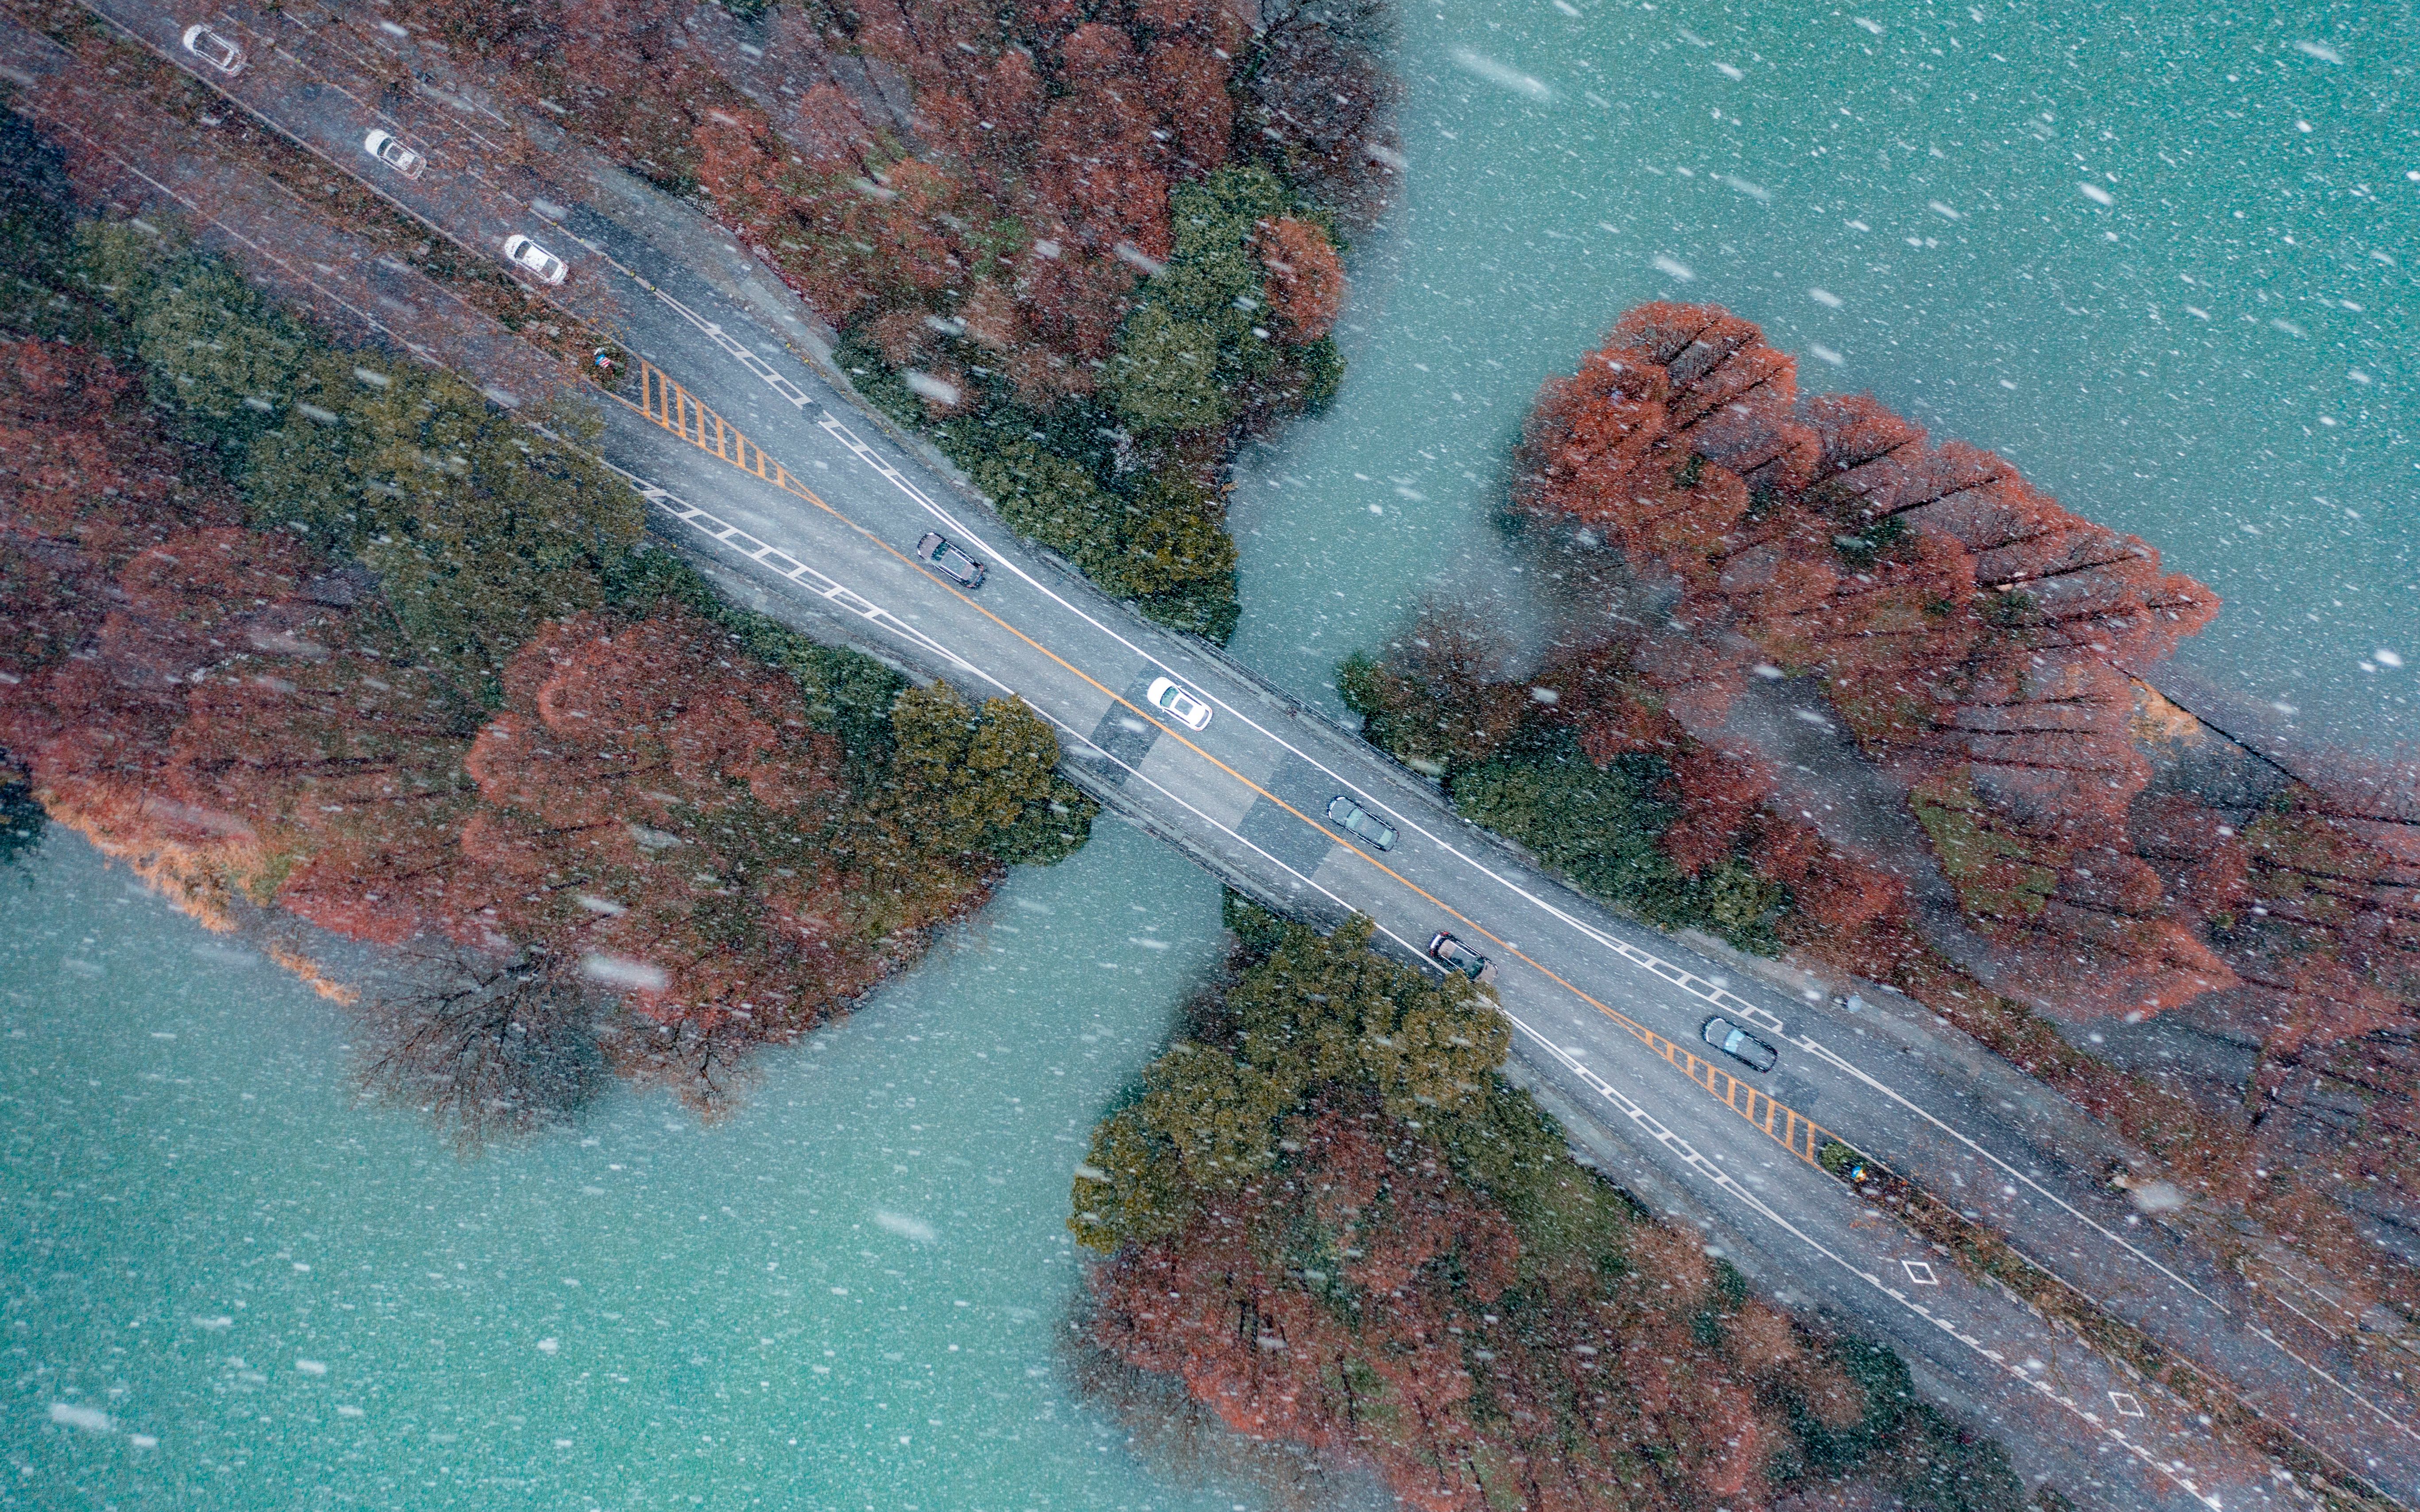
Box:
1700;1015;1779;1073
1325;795;1397;851
1427;931;1496;984
915;530;986;588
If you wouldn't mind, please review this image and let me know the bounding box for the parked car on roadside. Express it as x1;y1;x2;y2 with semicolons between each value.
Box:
362;129;425;179
1325;795;1396;851
181;23;244;74
914;530;985;588
1700;1015;1779;1072
501;233;568;285
1145;676;1212;731
1427;931;1495;984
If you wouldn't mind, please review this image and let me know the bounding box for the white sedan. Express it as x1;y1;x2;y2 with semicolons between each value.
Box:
1145;676;1212;731
362;129;425;179
502;233;568;285
180;22;244;74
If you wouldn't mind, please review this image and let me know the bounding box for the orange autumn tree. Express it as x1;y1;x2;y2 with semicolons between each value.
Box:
0;334;455;924
1256;215;1346;340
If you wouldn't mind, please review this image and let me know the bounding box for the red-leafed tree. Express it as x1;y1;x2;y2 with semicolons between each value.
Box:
1507;302;2231;1017
449;609;882;1042
1255;216;1346;340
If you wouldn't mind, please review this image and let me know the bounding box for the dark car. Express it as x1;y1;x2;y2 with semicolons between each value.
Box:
1325;795;1397;851
1700;1015;1779;1073
1427;931;1495;984
915;530;985;588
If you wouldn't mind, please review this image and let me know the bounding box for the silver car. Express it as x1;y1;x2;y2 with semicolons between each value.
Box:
1701;1015;1779;1073
1325;795;1396;851
363;129;425;179
181;22;244;74
502;233;568;285
1427;931;1495;984
914;530;985;588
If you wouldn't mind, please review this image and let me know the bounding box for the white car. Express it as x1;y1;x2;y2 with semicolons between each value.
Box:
1145;676;1212;731
181;22;244;74
502;233;568;285
362;129;425;179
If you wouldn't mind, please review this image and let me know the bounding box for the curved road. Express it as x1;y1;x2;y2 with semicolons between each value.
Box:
44;3;2420;1504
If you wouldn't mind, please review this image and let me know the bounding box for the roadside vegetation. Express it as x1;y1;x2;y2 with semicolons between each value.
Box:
0;118;1090;1129
1342;621;1790;955
376;0;1398;642
1070;901;2030;1511
1339;298;2420;1320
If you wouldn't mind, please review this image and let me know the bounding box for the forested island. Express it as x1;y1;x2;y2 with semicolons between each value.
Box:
0;140;1088;1128
1069;903;2025;1510
0;0;1396;1126
1338;301;2419;1307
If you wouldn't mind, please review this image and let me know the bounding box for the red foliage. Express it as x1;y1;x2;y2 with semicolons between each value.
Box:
1661;745;1771;876
382;0;1376;403
1089;1106;1859;1510
0;338;989;1090
446;609;887;1036
1515;304;2230;1017
1255;216;1345;340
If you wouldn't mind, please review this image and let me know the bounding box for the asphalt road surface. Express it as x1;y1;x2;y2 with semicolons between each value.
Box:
50;3;2420;1504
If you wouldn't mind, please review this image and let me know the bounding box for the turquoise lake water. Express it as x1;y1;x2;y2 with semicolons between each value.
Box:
6;0;2413;1503
1230;0;2415;752
0;826;1388;1510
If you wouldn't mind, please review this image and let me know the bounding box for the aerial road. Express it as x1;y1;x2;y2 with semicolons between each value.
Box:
44;3;2420;1504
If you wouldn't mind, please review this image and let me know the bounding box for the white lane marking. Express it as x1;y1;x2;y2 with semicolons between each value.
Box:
1504;1014;2224;1509
1793;1033;2420;1444
590;459;973;674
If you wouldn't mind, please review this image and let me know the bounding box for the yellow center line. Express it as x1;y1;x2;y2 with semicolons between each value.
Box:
616;361;1841;1167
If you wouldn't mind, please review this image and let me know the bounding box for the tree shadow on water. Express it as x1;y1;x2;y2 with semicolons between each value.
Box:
347;941;608;1154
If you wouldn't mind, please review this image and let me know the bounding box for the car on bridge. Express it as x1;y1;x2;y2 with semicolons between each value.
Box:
362;130;426;179
1701;1015;1779;1072
1325;795;1397;851
181;23;245;74
914;530;986;588
1427;931;1496;984
1145;677;1212;731
502;233;569;285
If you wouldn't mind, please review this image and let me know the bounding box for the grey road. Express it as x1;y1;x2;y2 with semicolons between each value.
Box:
47;2;2420;1504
